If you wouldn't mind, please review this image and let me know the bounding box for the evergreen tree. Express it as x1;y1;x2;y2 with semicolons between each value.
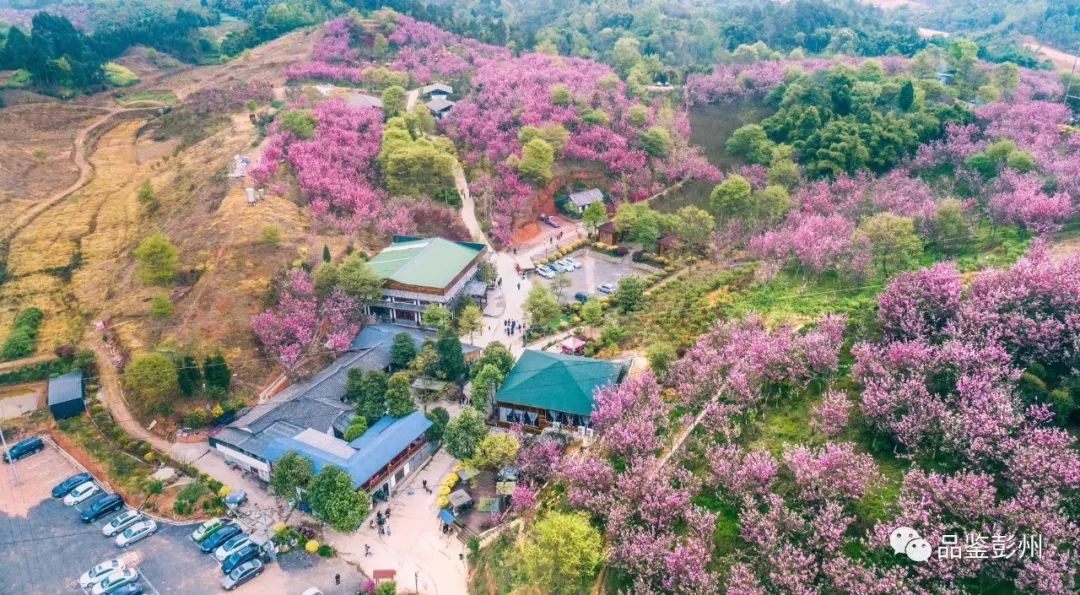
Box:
202;353;231;393
390;333;418;370
176;354;202;396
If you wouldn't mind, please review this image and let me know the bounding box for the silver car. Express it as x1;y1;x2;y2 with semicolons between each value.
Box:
115;519;157;548
551;260;571;273
536;265;555;279
563;256;583;269
220;559;264;591
215;535;252;562
102;509;142;538
597;282;617;294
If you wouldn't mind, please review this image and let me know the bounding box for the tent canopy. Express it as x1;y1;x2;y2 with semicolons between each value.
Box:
438;509;455;524
449;489;473;508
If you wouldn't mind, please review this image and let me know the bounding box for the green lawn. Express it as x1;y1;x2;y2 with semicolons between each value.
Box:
115;90;178;106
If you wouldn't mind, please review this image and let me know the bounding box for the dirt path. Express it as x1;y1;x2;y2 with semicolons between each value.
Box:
0;354;55;373
88;341;171;453
406;88;421;113
454;163;487;247
2;105;165;244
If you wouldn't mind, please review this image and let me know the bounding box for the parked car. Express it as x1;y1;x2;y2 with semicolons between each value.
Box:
109;584;145;595
81;493;124;522
536;265;555;279
597;282;617;294
540;214;561;228
224;490;247;508
221;543;261;574
79;559;124;589
214;535;252;562
200;524;242;553
52;472;92;498
190;517;227;542
551;260;572;273
221;559;264;591
574;292;591;304
64;481;99;506
3;436;43;463
91;568;138;595
102;509;143;537
115;519;157;548
563;256;583;269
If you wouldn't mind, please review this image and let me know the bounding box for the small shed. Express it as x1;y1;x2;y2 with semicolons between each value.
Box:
421;82;453;97
372;569;397;584
47;371;85;420
426;96;455;119
449;489;473;514
597;221;620;245
567;188;604;213
658;234;681;258
560;336;587;355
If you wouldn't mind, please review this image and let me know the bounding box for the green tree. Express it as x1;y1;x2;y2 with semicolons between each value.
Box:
615;276;645;314
457;303;483;343
261;224;282;246
518;138;555;185
1006;150;1036;173
426;407;450;442
434;331;466;381
422;304;453;332
855;213;922;276
710;175;753;223
932;198;969;254
985;140;1017;163
470;363;505;411
125;353;179;409
767;158;801;190
646;342;676;376
149;294;174;319
673;206;715;255
518;124;569;155
337;254;383;300
994;62;1020;96
134;232;178;286
271;450;313;500
725;124;774;164
390;333;417;370
174;354;201;397
639;127;672;158
343;417;369;442
381;85;407;118
525;286;561;330
550;273;571;301
374;581;397;595
136;180;158;211
516;511;604;594
752;184;791;226
322;244;332;263
582;201;607;235
444;408;487;460
347;369;388;422
580;299;604;327
471;342;515;379
898;80;915;111
611;36;642;76
628;105;649;127
965;153;998;179
203;353;231;393
385;371;416;417
312;262;338;299
469;433;520;470
279;110;317;139
309;465;371;531
550;84;572;107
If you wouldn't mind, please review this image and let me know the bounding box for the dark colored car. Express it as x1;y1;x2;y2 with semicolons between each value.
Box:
200;524;241;553
220;559;263;590
574;291;590;304
3;436;43;463
81;493;124;523
52;472;93;498
109;583;145;595
221;543;260;575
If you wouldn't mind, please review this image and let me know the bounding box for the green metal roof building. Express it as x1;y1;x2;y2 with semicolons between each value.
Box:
493;350;628;431
366;236;487;325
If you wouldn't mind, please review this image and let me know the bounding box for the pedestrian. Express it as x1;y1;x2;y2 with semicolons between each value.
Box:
517;282;521;290
513;247;518;254
386;508;391;519
336;574;341;585
365;544;372;557
385;525;391;536
498;277;503;287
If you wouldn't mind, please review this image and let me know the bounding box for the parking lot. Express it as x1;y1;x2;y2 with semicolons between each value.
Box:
536;248;660;304
0;437;356;594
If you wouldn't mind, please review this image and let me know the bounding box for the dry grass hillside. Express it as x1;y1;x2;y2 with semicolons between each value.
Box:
0;29;326;391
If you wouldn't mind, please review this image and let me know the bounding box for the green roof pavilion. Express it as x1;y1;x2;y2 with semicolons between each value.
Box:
494;350;628;418
367;236;486;291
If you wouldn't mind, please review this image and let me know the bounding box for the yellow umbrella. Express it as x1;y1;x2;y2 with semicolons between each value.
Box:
438;485;451;496
437;496;450;509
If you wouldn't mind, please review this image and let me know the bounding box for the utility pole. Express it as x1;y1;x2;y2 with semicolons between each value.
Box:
414;570;419;595
0;425;20;484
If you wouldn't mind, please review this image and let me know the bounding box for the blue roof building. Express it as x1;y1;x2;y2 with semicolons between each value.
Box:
262;411;433;493
48;371;85;420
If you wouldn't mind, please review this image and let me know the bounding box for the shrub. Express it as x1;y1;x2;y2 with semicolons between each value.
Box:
149;294;174;319
261;224;283;245
305;539;319;553
317;544;334;557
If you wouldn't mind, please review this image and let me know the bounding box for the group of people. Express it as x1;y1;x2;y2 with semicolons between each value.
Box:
367;507;392;536
503;318;521;336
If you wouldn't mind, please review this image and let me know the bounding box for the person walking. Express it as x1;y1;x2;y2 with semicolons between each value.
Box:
365;544;372;557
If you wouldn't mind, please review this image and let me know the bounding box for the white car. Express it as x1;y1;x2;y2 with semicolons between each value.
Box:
551;260;571;273
102;509;143;538
215;535;252;562
79;559;124;589
115;519;157;548
91;568;138;595
563;256;583;269
190;517;226;542
63;481;99;506
536;265;555;279
597;282;617;294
